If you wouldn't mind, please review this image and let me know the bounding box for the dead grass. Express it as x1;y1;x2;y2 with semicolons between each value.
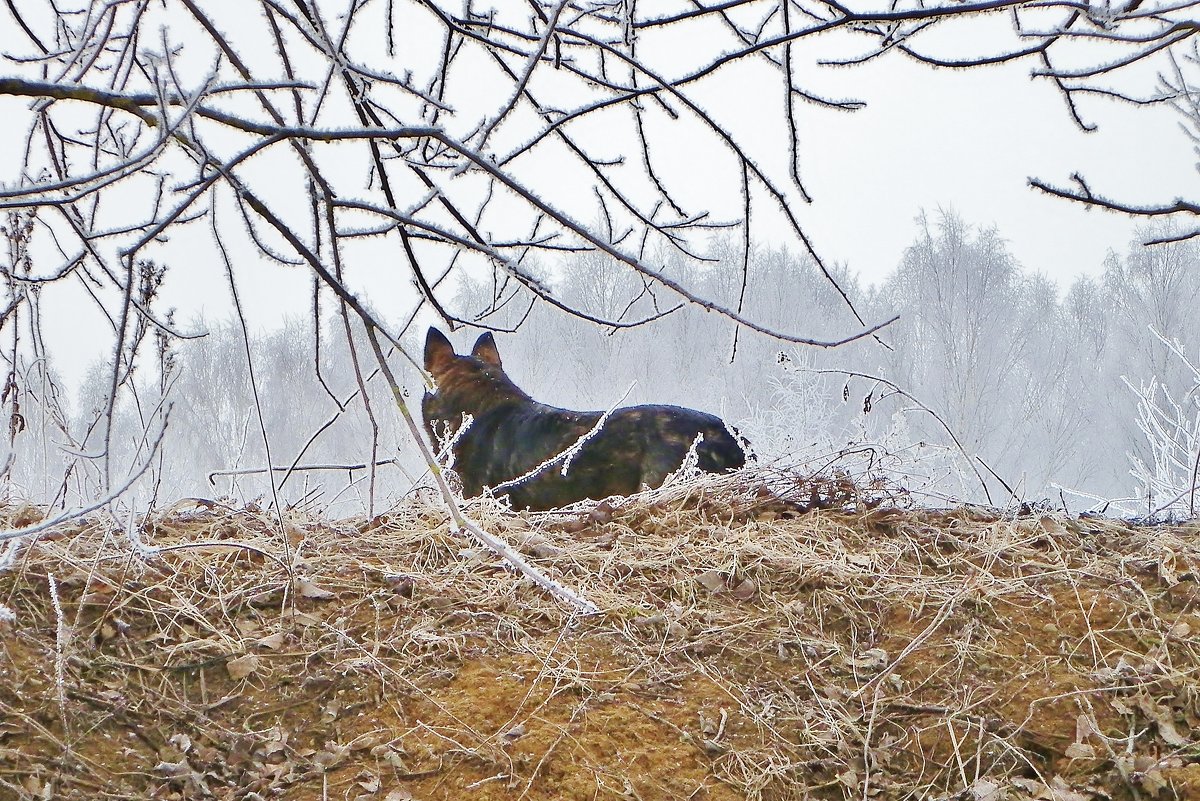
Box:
1;470;1199;800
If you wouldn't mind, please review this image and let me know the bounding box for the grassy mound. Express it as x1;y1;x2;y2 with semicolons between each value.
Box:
2;475;1199;800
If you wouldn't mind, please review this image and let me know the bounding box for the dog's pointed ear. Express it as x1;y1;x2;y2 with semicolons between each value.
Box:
424;328;455;374
471;332;503;368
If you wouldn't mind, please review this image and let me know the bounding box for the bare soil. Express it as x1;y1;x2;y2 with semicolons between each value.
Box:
2;477;1199;800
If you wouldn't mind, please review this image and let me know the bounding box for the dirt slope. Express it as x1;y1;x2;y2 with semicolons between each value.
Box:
1;479;1199;800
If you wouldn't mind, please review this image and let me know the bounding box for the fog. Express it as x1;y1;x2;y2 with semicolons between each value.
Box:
1;208;1190;519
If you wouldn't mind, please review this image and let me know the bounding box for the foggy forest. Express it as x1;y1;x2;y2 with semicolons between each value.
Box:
0;207;1194;520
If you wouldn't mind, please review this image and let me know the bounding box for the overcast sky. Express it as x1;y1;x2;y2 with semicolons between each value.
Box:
0;1;1196;389
796;53;1193;288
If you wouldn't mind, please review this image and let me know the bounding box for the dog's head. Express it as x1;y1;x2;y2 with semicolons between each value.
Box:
421;328;527;443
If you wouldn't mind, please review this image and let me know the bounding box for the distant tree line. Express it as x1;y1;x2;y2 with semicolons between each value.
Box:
446;210;1200;512
3;209;1196;516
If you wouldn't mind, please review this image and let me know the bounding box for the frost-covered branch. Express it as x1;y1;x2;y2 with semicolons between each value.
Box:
1125;327;1200;518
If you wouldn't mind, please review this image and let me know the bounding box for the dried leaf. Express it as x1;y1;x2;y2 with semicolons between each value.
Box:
385;574;416;598
969;778;1002;801
314;741;349;769
295;578;335;600
1038;515;1067;536
588;504;614;524
1074;713;1097;743
21;775;42;797
561;518;588;534
1045;775;1092;801
731;578;756;600
1136;695;1189;746
154;759;191;779
1065;742;1095;759
584;530;618;546
696;570;726;593
80;583;116;605
259;728;288;757
1140;768;1167;797
283;609;324;627
348;732;383;752
518;534;564;558
1155;715;1187;747
226;654;261;680
256;632;286;650
845;648;888;671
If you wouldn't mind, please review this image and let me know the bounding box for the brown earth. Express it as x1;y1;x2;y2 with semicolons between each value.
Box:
1;477;1199;800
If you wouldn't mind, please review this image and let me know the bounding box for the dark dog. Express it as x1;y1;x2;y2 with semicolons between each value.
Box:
421;328;747;511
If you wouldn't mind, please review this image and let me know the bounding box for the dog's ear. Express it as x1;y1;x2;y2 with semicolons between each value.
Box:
424;328;456;375
471;332;503;368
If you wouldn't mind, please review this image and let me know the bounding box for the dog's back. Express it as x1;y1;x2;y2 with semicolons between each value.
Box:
421;328;746;510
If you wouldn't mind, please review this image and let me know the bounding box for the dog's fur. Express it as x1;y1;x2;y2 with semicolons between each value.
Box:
421;328;747;510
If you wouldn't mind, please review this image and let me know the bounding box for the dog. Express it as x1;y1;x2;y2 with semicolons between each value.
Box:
421;327;747;511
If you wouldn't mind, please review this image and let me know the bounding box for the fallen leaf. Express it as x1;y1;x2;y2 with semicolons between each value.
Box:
518;533;564;558
1075;713;1098;742
1140;768;1167;796
1011;778;1040;794
1136;695;1189;746
696;570;726;593
80;583;116;605
314;741;349;769
226;654;261;680
1038;516;1067;537
348;732;383;752
294;578;335;600
1045;775;1092;801
969;778;1002;801
283;609;324;627
1065;742;1095;759
154;759;191;779
584;530;618;546
731;578;756;600
844;648;889;671
666;621;690;640
256;632;286;650
384;574;416;598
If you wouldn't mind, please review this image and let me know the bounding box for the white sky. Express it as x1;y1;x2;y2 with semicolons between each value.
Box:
0;1;1196;388
794;51;1192;288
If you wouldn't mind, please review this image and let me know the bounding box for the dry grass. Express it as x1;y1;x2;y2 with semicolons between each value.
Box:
1;470;1199;800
